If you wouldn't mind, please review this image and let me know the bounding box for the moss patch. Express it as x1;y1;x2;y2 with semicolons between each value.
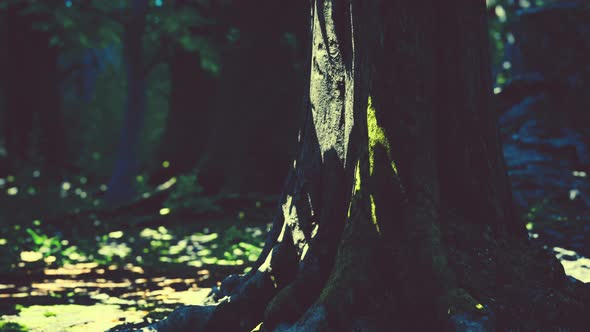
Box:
367;96;397;176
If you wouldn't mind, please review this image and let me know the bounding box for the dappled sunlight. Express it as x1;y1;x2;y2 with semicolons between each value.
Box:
572;171;587;178
156;177;176;191
553;247;590;283
6;187;18;196
0;188;271;330
2;304;147;332
0;220;264;329
0;0;588;330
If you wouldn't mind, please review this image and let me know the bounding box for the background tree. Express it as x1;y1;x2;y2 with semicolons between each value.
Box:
149;0;218;186
0;2;65;177
198;0;307;194
105;0;149;205
144;0;589;331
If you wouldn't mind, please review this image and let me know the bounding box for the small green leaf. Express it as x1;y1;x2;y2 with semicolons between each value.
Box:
26;228;45;246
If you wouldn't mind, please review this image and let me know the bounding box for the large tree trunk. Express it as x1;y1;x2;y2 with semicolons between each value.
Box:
135;0;589;331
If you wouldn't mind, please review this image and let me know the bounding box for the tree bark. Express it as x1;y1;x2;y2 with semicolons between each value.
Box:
106;0;148;205
129;1;589;331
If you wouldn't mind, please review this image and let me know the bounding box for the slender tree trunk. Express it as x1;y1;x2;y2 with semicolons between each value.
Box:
37;33;65;176
137;1;589;331
106;0;148;205
150;46;214;185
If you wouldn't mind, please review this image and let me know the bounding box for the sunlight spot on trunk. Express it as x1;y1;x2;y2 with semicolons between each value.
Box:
311;223;319;238
251;322;264;332
307;193;315;217
367;96;397;176
300;244;309;260
354;160;361;193
281;195;307;254
258;248;274;273
270;275;278;289
277;222;287;243
347;201;352;218
369;195;381;234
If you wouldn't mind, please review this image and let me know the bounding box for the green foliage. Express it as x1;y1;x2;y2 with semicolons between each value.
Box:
486;0;562;87
0;321;28;332
0;189;269;271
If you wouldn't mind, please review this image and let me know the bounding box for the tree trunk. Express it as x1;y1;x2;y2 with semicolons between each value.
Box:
134;1;589;331
150;46;215;185
1;4;65;176
106;0;148;205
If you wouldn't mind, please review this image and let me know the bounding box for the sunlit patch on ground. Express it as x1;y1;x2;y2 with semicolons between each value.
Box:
1;304;147;332
0;261;215;331
0;200;272;332
552;246;590;283
524;203;590;284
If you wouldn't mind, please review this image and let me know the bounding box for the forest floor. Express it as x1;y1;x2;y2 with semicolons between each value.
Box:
1;118;590;331
0;176;275;332
0;189;588;332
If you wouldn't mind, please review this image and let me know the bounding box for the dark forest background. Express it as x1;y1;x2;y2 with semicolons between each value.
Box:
0;0;589;330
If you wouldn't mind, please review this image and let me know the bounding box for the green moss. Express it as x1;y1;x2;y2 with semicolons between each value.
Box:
264;283;307;328
315;210;385;327
367;96;397;175
369;195;381;234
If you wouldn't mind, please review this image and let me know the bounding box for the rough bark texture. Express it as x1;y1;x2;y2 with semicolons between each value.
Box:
123;1;590;331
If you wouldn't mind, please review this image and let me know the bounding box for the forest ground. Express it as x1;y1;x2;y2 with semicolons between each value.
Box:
0;107;589;331
0;181;587;331
0;179;275;332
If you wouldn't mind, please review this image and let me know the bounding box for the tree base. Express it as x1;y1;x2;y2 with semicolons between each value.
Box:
112;214;589;332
